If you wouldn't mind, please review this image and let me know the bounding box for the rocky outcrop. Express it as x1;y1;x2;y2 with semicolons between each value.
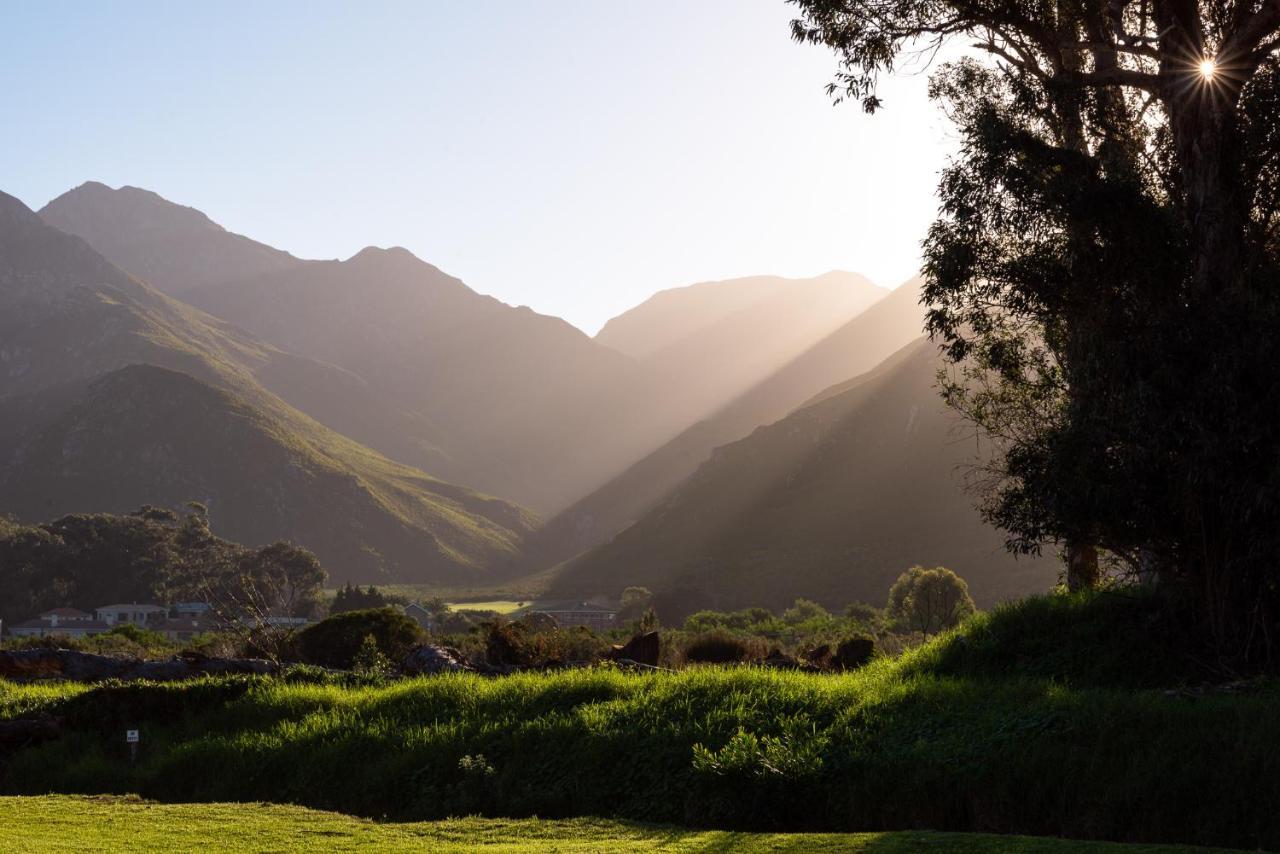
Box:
401;644;472;676
607;631;661;667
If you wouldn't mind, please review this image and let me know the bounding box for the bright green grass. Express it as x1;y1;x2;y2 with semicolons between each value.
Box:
447;599;527;614
0;796;1231;853
4;593;1278;849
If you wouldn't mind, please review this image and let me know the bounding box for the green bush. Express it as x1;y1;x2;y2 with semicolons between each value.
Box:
290;608;422;669
682;630;766;664
481;620;609;667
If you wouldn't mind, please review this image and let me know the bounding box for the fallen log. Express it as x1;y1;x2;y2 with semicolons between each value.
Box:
0;648;280;683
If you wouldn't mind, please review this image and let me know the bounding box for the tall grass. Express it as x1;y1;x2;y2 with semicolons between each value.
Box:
2;592;1277;849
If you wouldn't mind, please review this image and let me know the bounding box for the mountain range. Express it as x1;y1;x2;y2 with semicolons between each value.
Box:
41;184;884;514
1;180;1062;604
0;189;534;583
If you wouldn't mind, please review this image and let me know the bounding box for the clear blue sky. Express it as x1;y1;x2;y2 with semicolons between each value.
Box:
1;1;956;333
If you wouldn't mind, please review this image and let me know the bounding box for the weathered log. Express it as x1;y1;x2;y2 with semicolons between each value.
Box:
0;648;280;683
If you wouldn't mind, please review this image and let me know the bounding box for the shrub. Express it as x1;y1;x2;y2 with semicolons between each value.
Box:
682;630;766;664
290;608;422;669
481;620;608;667
887;566;976;634
832;636;875;670
781;599;829;625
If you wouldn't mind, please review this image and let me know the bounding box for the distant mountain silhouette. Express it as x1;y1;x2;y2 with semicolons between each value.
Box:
596;271;886;437
528;280;929;566
0;189;534;583
41;181;308;296
547;336;1057;615
41;184;890;515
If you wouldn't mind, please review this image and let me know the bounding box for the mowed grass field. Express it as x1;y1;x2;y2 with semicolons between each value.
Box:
448;600;527;614
0;796;1235;853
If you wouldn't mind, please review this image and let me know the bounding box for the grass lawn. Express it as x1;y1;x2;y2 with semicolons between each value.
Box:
447;599;527;614
0;796;1232;853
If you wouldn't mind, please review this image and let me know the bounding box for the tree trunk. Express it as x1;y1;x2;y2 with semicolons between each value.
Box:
1066;542;1101;591
1167;96;1248;296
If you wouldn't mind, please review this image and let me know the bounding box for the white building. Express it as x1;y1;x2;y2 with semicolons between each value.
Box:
95;603;169;628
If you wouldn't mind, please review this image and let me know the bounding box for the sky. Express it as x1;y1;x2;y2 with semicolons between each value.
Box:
0;1;958;334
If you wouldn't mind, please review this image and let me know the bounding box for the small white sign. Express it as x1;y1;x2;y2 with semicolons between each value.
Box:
126;729;139;744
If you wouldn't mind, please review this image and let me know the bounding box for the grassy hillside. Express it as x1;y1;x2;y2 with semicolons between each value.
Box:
0;797;1228;853
530;279;930;569
549;336;1055;611
41;183;683;514
1;593;1276;850
0;189;536;583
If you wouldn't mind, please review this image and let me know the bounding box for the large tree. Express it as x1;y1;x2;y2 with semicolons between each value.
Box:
791;1;1280;656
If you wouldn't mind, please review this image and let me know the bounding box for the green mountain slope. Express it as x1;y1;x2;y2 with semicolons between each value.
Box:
548;336;1057;612
528;280;929;567
42;184;680;513
40;184;896;516
0;189;534;582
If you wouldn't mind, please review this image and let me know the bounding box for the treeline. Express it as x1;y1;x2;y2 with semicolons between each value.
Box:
0;505;325;625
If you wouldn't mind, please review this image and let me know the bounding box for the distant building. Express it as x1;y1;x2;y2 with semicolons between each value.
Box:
157;616;226;642
404;602;434;631
528;601;619;632
8;608;111;639
172;602;212;617
95;604;169;628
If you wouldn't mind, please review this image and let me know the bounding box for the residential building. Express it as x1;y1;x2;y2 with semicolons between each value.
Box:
95;603;169;628
528;601;619;632
157;616;226;642
7;611;112;639
404;602;434;631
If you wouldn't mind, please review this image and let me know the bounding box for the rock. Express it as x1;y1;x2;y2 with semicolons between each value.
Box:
761;647;802;669
401;644;472;676
607;631;661;667
803;644;833;669
832;637;876;670
517;612;560;633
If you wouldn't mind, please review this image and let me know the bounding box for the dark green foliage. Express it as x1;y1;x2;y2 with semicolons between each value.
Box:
682;630;766;665
0;506;327;625
832;636;875;670
1;625;179;659
790;0;1280;659
291;609;423;669
901;588;1216;690
350;634;394;678
331;583;403;615
479;619;609;667
886;566;976;635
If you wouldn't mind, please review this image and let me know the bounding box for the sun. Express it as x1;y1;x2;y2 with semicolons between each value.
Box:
1198;58;1217;80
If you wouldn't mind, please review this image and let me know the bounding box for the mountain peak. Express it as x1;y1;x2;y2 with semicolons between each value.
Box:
39;183;304;296
346;245;417;264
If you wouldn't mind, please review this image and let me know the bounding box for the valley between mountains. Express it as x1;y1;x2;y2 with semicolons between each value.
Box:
2;181;1055;611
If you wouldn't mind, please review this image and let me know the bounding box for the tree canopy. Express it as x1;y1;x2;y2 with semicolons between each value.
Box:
0;505;327;624
793;0;1280;658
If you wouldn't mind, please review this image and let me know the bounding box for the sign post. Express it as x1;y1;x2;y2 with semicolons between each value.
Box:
126;728;139;765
